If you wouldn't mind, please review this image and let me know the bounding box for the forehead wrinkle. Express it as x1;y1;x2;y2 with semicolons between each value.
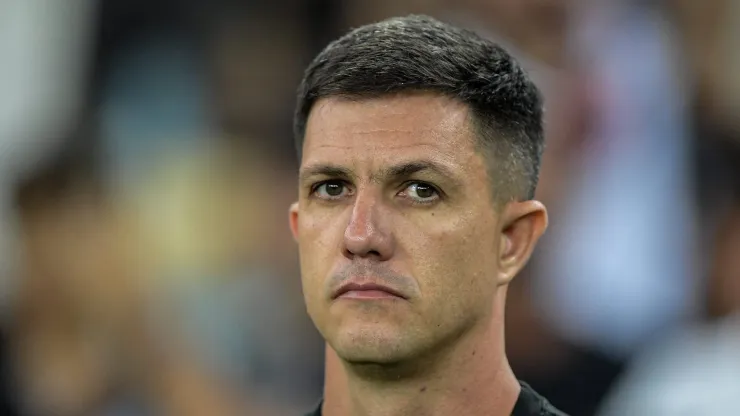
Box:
309;142;458;153
332;117;468;139
305;125;482;163
353;128;417;135
306;95;469;135
304;145;468;179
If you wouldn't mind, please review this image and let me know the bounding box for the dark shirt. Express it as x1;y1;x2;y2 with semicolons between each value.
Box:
304;381;568;415
512;344;623;416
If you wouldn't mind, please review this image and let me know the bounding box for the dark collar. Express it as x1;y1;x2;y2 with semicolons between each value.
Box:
304;381;568;416
513;381;568;416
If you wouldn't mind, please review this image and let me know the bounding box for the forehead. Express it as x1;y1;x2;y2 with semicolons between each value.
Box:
302;93;479;168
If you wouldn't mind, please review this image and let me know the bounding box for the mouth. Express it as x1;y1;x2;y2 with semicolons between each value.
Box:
332;282;407;300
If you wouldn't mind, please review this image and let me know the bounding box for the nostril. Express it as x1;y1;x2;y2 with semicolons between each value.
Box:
342;248;354;259
343;248;383;259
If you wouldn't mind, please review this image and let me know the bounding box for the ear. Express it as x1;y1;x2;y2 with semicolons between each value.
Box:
497;200;548;285
289;202;300;242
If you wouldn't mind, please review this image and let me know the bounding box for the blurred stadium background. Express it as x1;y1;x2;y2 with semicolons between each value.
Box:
0;0;738;415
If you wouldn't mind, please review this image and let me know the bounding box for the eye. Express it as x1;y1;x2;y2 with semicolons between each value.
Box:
400;182;440;205
312;180;351;200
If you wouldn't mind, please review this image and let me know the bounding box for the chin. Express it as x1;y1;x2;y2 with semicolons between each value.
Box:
330;326;413;365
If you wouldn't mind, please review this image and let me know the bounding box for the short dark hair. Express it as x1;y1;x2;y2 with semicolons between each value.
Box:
294;15;544;201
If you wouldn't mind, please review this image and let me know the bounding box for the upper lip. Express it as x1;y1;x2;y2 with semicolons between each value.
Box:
332;282;407;299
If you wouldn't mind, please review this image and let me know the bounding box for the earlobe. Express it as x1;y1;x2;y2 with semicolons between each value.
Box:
497;200;548;285
289;202;300;242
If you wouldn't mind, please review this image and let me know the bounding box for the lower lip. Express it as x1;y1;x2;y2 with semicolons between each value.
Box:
338;290;402;300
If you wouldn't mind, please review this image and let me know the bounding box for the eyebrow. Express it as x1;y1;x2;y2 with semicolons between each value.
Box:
377;161;457;183
299;160;459;185
299;164;354;184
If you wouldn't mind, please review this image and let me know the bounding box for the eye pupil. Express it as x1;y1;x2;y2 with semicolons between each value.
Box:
414;184;434;199
325;182;344;196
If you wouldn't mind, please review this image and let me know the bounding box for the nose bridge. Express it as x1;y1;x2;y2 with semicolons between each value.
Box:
343;184;393;258
346;187;379;240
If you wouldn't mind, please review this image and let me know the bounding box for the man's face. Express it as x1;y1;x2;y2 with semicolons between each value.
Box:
290;93;531;364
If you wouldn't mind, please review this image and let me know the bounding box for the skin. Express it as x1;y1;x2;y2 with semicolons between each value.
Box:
290;92;548;416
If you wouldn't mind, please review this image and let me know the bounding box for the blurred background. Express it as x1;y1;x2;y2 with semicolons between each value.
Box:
0;0;738;415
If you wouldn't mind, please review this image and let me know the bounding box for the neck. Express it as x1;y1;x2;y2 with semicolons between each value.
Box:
322;293;520;416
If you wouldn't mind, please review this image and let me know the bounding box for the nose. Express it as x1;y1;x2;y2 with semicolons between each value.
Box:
343;192;395;261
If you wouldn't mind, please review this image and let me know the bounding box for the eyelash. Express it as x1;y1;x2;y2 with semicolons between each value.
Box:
400;181;441;205
310;180;442;205
310;180;352;201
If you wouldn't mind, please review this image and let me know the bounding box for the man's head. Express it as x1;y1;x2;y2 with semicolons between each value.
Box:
290;15;547;369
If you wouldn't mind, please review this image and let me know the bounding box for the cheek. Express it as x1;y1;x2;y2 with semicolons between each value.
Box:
297;210;344;286
401;212;498;298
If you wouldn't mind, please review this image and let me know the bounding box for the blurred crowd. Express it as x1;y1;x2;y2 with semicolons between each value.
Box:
0;0;738;415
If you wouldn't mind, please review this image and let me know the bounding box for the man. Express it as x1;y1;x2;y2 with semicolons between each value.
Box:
289;15;566;416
